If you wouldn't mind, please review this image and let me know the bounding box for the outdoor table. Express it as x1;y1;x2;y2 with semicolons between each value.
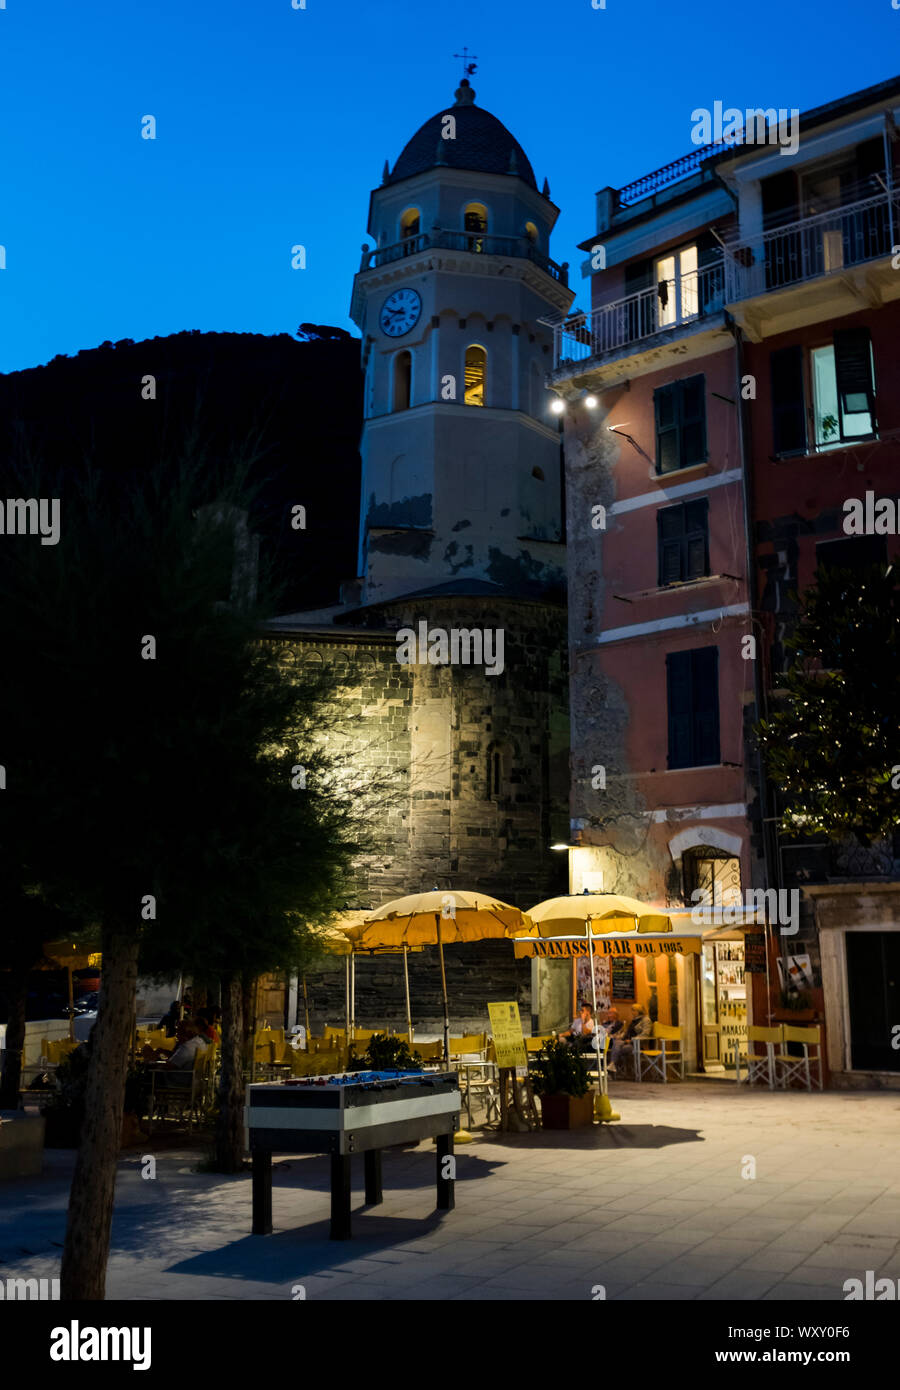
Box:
245;1069;461;1240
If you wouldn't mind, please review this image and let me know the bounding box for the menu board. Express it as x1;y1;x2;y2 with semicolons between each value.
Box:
487;1001;528;1068
611;957;635;999
744;933;767;973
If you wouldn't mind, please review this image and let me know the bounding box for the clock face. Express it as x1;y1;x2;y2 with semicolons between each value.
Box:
379;288;422;338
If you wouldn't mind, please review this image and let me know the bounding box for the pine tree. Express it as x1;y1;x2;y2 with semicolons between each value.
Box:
755;561;900;843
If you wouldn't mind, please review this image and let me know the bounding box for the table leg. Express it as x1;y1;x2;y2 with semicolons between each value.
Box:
330;1153;352;1239
436;1131;455;1211
364;1148;383;1206
251;1150;273;1235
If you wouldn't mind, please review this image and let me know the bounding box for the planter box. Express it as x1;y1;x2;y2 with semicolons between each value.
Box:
539;1092;594;1130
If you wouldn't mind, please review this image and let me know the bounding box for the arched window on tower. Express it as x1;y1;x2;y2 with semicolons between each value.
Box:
400;207;420;256
463;202;488;253
485;740;513;800
524;221;539;246
464;345;486;407
393;350;411;411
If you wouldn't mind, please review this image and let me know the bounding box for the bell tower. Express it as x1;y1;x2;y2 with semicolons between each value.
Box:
350;79;574;606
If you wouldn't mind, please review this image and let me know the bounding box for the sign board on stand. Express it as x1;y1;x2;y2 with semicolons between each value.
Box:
487;1001;527;1069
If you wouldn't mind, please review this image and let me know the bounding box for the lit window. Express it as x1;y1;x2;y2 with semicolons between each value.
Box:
524;221;538;245
400;208;420;257
655;244;698;326
464;203;488;253
393;351;411;411
464;345;486;406
812;329;876;447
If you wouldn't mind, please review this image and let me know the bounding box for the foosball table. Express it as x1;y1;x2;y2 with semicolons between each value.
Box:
244;1069;461;1240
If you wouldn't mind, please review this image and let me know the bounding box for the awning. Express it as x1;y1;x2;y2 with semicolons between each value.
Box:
514;931;702;959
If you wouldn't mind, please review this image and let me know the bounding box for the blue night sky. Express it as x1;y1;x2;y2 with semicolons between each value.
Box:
1;0;895;373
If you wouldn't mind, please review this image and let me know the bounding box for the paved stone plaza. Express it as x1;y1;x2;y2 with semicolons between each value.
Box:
2;1083;899;1301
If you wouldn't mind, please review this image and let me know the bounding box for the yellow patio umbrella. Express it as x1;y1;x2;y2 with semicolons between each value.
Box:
312;918;425;1044
347;891;532;1062
519;894;672;937
41;940;102;1041
510;894;673;1122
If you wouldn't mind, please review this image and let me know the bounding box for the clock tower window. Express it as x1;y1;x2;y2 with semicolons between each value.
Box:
464;345;486;407
400;208;421;254
463;203;488;253
393;350;412;411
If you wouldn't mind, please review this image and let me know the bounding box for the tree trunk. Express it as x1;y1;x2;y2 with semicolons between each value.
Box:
60;927;139;1301
214;973;245;1173
0;967;28;1108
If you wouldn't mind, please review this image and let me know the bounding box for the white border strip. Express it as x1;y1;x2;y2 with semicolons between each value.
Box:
596;602;749;644
245;1092;459;1131
609;468;742;517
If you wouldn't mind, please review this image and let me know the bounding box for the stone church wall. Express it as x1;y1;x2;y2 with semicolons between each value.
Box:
268;594;568;1029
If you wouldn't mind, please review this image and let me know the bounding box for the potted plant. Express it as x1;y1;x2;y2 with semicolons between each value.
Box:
346;1034;423;1072
531;1039;594;1130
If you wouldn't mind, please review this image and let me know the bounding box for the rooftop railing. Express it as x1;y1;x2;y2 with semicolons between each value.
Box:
361;230;568;285
616;143;725;207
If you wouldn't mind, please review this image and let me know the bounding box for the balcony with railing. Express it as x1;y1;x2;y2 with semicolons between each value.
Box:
724;187;899;305
553;259;725;370
360;229;568;285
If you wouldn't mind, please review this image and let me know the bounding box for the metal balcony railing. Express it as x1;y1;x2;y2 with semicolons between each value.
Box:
617;143;725;207
362;230;568;284
554;259;725;367
723;190;898;301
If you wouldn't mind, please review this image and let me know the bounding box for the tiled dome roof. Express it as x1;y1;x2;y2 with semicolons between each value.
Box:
388;81;537;190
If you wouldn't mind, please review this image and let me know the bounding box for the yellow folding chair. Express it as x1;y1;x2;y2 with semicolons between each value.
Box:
775;1025;823;1091
739;1026;782;1089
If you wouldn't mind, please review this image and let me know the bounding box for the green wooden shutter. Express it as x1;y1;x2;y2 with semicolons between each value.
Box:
666;651;694;768
684;498;710;579
833;328;875;426
680;375;707;466
691;647;720;766
770;345;807;456
655;383;681;474
658;505;684;585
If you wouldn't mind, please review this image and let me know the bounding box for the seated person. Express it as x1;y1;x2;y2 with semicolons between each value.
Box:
609;1004;652;1074
558;1001;597;1052
143;1020;208;1069
602;1006;624;1039
195;1008;220;1044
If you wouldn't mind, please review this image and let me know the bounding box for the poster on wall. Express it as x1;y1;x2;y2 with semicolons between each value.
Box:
574;953;611;1012
777;954;815;992
611;957;636;999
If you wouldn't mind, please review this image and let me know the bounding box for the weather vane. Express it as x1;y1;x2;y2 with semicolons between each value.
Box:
453;47;478;80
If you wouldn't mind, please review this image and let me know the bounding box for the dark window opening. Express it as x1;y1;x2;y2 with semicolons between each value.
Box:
666;646;720;769
657;498;709;585
654;375;707;474
770;344;807;456
393;351;411;411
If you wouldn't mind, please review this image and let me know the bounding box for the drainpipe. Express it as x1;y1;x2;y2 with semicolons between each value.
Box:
728;318;778;895
729;313;780;1025
883;111;896;250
